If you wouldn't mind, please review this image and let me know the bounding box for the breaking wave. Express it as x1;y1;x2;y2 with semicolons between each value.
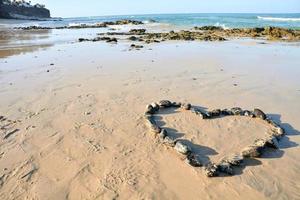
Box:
257;16;300;22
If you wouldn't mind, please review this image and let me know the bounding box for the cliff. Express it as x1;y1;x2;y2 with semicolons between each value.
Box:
0;1;50;19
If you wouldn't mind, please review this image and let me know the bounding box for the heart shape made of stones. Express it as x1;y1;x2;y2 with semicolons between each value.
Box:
144;100;285;177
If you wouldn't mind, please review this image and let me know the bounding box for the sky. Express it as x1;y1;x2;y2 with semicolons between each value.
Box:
30;0;300;18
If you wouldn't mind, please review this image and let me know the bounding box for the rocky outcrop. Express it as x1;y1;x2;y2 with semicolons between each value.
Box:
0;1;50;19
194;26;300;41
15;19;144;30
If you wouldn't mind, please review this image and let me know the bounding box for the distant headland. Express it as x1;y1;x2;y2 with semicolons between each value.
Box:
0;0;50;20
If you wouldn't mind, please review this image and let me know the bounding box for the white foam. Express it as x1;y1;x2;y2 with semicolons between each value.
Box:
214;23;229;30
257;16;300;22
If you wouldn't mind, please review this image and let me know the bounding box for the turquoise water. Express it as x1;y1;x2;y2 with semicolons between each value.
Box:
2;13;300;29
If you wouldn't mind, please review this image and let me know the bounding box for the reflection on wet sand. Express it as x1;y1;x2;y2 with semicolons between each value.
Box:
0;29;53;58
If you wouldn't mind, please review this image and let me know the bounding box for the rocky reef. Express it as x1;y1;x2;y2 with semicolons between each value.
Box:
194;26;300;41
92;26;300;43
15;19;144;30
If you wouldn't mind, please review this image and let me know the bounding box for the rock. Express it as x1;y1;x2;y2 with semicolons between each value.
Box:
150;124;161;134
171;102;182;108
243;110;252;117
265;135;280;149
204;164;219;177
222;154;243;166
185;153;202;167
145;115;161;134
163;136;176;147
194;26;224;31
218;161;234;175
145;104;156;115
211;109;221;117
253;138;267;148
272;127;285;138
79;38;87;42
231;107;243;115
159;129;167;140
265;118;279;127
150;102;160;111
158;100;172;108
174;141;191;155
128;36;143;41
129;29;146;35
253;108;267;120
130;44;144;49
181;103;192;110
241;145;264;158
221;109;233;116
107;38;118;43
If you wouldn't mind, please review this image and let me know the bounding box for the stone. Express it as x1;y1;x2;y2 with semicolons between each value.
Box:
171;102;182;108
158;100;172;108
174;141;191;155
231;107;243;115
221;109;233;116
253;108;267;120
272;127;285;138
185;153;202;167
129;29;146;35
181;103;192;110
218;161;234;175
159;129;167;140
265;135;280;149
222;154;243;166
194;26;224;31
150;102;160;111
107;38;118;43
265;118;279;127
163;136;176;147
130;44;143;49
204;164;219;177
243;110;252;117
211;109;221;117
145;115;161;134
253;138;267;148
145;104;156;115
150;124;161;134
241;145;264;158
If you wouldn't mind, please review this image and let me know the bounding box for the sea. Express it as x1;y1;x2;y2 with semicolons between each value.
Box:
1;13;300;29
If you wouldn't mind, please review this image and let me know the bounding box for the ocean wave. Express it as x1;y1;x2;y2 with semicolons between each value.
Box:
257;16;300;22
214;23;229;30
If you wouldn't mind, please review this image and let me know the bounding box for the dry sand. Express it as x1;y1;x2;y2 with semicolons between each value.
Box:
0;35;300;200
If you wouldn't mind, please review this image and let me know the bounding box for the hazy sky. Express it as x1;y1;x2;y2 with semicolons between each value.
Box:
30;0;300;18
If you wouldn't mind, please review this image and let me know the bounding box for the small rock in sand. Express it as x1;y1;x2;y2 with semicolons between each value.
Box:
186;153;202;167
241;145;264;158
204;164;219;177
159;129;167;140
222;154;244;166
158;100;172;108
150;102;160;111
174;141;191;155
265;135;280;149
218;161;234;175
181;103;192;110
163;136;176;147
253;108;267;120
145;104;156;115
231;107;243;115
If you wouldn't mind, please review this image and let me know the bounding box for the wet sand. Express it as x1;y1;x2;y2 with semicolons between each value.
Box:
0;32;300;199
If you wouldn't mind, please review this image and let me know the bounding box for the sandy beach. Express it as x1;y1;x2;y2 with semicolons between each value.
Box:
0;25;300;200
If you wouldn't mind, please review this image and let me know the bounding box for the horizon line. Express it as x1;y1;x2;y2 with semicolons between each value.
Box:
52;12;300;19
